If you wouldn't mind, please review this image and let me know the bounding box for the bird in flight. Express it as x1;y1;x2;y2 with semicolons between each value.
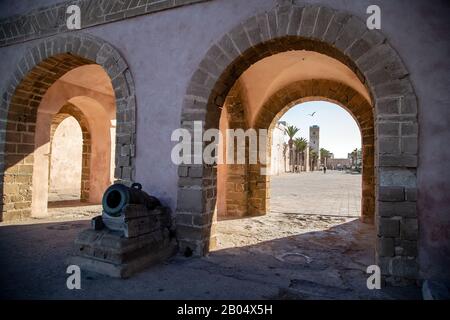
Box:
307;112;316;117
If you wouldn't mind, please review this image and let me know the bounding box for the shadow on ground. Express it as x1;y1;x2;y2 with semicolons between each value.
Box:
0;218;421;300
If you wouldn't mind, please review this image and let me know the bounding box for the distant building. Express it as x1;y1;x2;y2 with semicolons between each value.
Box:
327;158;352;170
309;125;320;154
270;121;289;175
309;125;320;170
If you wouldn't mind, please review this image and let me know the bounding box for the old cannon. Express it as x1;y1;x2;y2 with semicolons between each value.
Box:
102;182;161;216
71;182;177;278
100;182;163;233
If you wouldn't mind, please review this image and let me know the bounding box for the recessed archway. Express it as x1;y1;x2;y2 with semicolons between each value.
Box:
176;4;419;283
266;100;364;217
0;33;136;221
48;106;90;204
217;78;374;223
252;79;374;223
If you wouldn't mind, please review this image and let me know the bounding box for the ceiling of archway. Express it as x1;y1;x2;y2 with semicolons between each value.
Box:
58;64;114;96
237;50;371;126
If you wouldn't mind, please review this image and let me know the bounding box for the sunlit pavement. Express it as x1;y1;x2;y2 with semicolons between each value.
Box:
270;170;361;217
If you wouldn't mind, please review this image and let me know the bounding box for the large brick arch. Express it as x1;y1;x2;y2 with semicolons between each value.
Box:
0;33;136;221
176;4;419;282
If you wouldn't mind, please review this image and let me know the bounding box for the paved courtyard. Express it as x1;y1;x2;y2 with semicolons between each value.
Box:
270;170;361;217
215;170;362;250
0;171;420;300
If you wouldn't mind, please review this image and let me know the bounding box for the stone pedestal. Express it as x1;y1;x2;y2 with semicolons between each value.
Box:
67;204;177;278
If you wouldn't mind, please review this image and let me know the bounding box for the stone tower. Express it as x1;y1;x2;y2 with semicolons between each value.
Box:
309;125;320;170
309;125;320;154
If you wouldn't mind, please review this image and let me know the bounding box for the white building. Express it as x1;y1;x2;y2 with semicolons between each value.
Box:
270;121;289;176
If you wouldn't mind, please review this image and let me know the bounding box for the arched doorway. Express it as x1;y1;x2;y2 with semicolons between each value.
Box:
0;33;137;221
217;78;374;223
176;4;419;282
48;114;85;203
30;64;116;217
266;100;364;218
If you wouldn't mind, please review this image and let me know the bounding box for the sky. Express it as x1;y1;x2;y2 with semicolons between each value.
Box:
278;101;361;158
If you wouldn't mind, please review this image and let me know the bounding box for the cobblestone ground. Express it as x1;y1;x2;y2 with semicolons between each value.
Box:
0;172;420;299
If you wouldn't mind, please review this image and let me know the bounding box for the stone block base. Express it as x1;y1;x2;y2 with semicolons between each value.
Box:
67;228;177;278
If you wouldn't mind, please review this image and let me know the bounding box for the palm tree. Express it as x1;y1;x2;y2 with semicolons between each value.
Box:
309;147;318;171
282;143;288;172
349;148;362;171
350;148;359;167
320;148;332;169
284;125;299;172
294;137;308;172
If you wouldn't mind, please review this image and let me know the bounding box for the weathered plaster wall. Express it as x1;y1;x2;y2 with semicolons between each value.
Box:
0;0;449;281
270;122;289;176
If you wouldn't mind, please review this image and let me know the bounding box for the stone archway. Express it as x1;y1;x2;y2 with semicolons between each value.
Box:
0;33;136;222
176;4;419;282
218;79;374;222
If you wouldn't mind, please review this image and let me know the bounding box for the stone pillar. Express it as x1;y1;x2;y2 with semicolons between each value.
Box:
361;142;375;224
225;164;248;217
375;95;419;284
305;143;310;172
31;112;53;218
247;164;268;216
176;163;217;256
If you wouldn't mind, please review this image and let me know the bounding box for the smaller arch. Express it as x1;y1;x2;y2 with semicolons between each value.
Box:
253;80;373;131
31;96;114;216
236;79;375;222
49;104;92;202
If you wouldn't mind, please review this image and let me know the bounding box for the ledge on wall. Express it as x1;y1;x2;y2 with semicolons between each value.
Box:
0;0;212;47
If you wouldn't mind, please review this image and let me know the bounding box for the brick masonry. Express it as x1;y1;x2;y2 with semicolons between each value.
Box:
176;3;419;283
0;33;137;221
220;84;253;219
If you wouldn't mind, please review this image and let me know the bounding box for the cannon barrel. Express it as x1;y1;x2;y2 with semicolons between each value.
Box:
102;183;161;217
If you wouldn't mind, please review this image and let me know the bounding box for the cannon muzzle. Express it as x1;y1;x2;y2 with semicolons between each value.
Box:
102;182;161;217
